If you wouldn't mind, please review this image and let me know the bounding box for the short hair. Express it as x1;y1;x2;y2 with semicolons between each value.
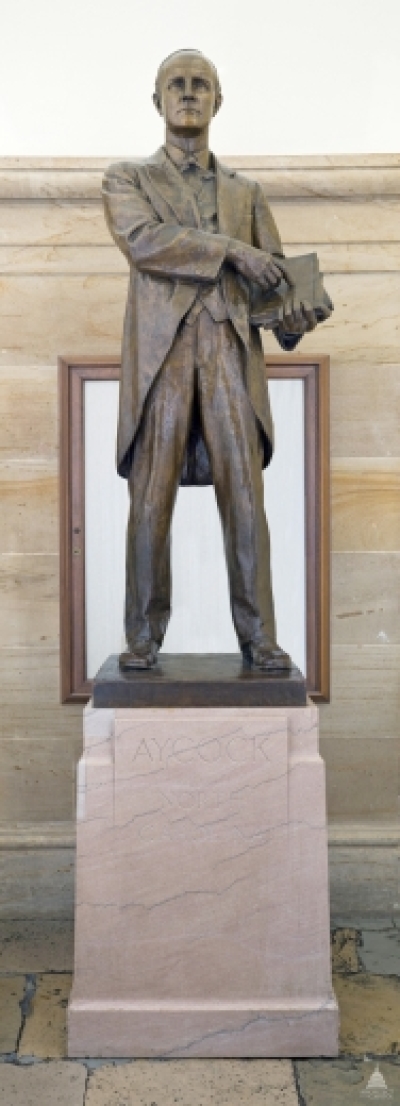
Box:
154;49;222;114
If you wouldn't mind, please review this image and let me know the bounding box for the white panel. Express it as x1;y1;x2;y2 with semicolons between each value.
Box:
85;379;305;677
264;380;305;673
85;382;128;679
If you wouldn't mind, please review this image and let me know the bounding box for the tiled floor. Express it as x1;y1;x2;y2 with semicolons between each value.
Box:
0;918;399;1104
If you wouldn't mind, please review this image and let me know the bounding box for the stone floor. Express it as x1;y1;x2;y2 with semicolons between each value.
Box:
0;918;399;1104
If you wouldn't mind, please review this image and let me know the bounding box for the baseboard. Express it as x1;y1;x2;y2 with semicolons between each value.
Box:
0;821;398;919
328;822;399;847
68;997;339;1058
328;822;399;919
1;820;397;851
0;822;76;849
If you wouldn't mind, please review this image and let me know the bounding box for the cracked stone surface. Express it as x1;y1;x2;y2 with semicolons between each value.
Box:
0;922;398;1106
0;976;25;1053
359;926;400;977
296;1058;400;1104
0;920;73;973
331;929;361;974
19;974;72;1059
0;1061;86;1105
84;1059;299;1104
335;973;400;1056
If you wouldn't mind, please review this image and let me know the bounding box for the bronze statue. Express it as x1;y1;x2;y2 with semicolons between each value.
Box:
102;49;333;671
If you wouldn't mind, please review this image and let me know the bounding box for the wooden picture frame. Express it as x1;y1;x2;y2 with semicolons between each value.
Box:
59;356;330;704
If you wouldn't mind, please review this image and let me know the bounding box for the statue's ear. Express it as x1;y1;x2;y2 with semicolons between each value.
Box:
153;92;163;115
213;93;223;117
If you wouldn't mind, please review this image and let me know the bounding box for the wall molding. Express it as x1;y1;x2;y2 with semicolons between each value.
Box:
0;820;397;851
328;822;399;847
0;156;399;201
0;822;397;919
0;823;76;849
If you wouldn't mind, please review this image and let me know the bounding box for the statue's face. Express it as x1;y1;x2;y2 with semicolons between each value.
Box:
158;54;217;134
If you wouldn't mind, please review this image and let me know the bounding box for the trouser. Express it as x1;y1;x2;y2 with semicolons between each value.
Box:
125;310;276;649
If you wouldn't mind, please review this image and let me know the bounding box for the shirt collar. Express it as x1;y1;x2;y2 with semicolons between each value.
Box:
164;144;215;178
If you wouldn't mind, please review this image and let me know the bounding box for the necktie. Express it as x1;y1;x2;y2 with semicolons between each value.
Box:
180;156;201;173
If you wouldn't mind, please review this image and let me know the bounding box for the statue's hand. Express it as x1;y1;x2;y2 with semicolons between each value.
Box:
281;297;318;335
227;243;285;290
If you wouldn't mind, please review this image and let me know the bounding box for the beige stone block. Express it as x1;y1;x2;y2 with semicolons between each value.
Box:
85;1059;299;1105
296;1059;400;1106
0;919;73;971
0;737;80;822
0;460;57;554
272;198;400;244
19;973;72;1058
0;1061;86;1105
0;201;109;246
0;645;76;725
330;363;400;458
331;929;361;975
262;273;400;364
0;169;102;200
1;196;400;252
320;646;400;740
0;244;126;275
0;647;82;740
0;157;113;167
3;241;400;275
0;645;82;743
0;705;81;745
0;274;125;365
0;696;82;742
332;460;400;552
0;848;75;919
334;973;400;1056
332;553;400;645
0;975;24;1052
285;241;400;272
249;165;400;199
0;555;58;648
0;271;399;367
0;366;57;460
321;736;399;821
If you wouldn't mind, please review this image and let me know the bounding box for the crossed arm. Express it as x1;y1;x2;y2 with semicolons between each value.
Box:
102;165;317;342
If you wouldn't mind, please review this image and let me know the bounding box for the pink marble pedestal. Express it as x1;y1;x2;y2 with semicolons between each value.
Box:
68;704;338;1057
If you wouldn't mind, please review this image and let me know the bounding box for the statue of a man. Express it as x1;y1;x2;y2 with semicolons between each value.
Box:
102;49;331;671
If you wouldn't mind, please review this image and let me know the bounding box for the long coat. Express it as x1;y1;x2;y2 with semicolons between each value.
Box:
102;147;286;484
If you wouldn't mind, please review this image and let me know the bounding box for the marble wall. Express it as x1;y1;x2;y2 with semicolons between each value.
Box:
0;155;398;915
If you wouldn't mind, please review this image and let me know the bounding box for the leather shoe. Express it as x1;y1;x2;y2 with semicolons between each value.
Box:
242;638;292;671
119;641;159;670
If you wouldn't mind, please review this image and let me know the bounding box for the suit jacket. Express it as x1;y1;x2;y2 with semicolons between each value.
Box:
102;147;290;483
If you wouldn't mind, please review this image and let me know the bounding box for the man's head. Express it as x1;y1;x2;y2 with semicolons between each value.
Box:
153;50;222;136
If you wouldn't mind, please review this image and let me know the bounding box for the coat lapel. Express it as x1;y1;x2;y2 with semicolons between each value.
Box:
141;150;250;239
216;160;251;240
142;148;201;228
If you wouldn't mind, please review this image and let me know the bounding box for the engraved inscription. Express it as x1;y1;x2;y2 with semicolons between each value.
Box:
114;725;288;842
125;729;277;770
